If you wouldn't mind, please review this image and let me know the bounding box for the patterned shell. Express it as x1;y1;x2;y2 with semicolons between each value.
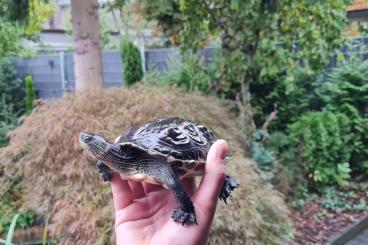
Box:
116;117;217;165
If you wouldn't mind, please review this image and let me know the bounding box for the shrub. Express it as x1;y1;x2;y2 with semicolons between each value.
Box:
0;58;23;147
120;37;143;86
266;131;307;196
0;58;24;116
250;130;275;171
24;75;37;113
0;101;18;147
144;52;214;93
251;67;321;130
288;111;353;190
318;60;368;173
0;85;292;244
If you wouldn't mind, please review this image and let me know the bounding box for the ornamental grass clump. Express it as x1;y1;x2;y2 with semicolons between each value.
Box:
0;85;292;244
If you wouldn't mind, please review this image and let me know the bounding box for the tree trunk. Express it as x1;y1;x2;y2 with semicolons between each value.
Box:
71;0;104;92
237;81;256;132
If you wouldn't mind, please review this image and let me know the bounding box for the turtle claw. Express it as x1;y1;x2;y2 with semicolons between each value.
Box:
98;169;112;182
172;208;197;225
220;175;239;204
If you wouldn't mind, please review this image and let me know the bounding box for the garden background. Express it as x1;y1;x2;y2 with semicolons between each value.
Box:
1;0;368;244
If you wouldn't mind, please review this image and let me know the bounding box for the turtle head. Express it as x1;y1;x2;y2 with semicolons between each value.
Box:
79;132;112;161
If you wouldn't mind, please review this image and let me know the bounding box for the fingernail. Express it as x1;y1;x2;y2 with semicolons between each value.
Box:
217;140;228;160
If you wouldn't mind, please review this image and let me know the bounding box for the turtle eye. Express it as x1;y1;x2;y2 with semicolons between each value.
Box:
84;135;93;142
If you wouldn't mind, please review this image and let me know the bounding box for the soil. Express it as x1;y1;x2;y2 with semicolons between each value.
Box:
290;183;368;244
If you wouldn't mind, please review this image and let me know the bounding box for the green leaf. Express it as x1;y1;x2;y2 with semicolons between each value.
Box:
42;215;49;245
5;214;19;245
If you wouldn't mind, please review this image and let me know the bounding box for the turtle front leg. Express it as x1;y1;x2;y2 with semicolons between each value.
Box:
158;164;197;225
97;161;113;181
219;175;239;204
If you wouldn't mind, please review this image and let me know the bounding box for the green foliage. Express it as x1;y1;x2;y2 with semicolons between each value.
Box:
251;67;321;130
0;59;24;115
0;102;18;147
265;131;307;195
289;199;305;210
0;58;24;147
0;168;38;236
0;0;55;57
120;37;143;86
319;60;368;116
24;75;37;113
4;214;19;245
0;19;23;57
23;0;56;37
250;130;274;171
144;52;215;93
317;59;368;173
136;0;350;129
42;215;49;245
321;187;367;213
288;111;353;190
137;0;183;45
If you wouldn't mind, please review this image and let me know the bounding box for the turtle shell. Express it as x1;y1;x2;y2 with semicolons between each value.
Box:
115;117;217;177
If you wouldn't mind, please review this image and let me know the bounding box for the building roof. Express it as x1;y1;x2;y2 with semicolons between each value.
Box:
348;0;368;21
348;0;368;11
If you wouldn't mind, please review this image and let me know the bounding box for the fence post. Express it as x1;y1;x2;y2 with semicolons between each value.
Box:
59;51;66;91
140;45;146;74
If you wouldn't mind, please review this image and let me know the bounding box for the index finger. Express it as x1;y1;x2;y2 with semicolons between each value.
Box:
111;173;134;210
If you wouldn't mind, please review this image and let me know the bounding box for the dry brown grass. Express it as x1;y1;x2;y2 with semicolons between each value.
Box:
0;85;292;244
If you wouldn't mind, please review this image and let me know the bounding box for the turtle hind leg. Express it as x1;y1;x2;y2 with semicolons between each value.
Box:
157;164;197;225
219;175;239;204
97;161;113;181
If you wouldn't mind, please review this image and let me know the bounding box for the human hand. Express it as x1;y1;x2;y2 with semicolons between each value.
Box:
111;140;228;245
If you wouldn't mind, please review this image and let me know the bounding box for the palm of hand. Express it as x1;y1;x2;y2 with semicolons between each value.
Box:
111;140;228;245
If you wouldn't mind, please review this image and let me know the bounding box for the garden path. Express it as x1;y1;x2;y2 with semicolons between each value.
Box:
344;228;368;245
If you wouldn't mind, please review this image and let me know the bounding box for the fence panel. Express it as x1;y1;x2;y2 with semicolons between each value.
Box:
15;54;64;99
15;38;368;99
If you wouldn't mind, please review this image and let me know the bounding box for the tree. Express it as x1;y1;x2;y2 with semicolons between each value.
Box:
133;0;351;131
71;0;104;91
0;0;55;57
3;0;104;92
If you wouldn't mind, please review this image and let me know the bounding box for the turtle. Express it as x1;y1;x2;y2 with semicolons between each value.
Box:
79;117;239;225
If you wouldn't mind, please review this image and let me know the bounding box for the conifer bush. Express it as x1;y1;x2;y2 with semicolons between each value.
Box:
318;60;368;173
288;111;353;190
120;37;143;86
24;75;37;113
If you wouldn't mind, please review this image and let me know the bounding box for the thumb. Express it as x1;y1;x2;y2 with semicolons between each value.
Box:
195;139;228;212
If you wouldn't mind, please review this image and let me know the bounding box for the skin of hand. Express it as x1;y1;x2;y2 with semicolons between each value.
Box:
111;140;228;245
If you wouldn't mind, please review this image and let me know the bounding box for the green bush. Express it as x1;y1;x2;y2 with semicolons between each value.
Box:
288;111;353;190
318;60;368;173
251;67;321;130
24;75;36;113
0;58;23;147
264;131;307;196
144;52;214;93
250;130;275;171
120;37;143;86
0;101;18;147
0;58;24;116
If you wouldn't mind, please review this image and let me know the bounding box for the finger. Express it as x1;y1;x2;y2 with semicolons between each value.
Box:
128;180;145;199
111;173;134;210
143;182;162;194
182;177;196;196
195;140;227;212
